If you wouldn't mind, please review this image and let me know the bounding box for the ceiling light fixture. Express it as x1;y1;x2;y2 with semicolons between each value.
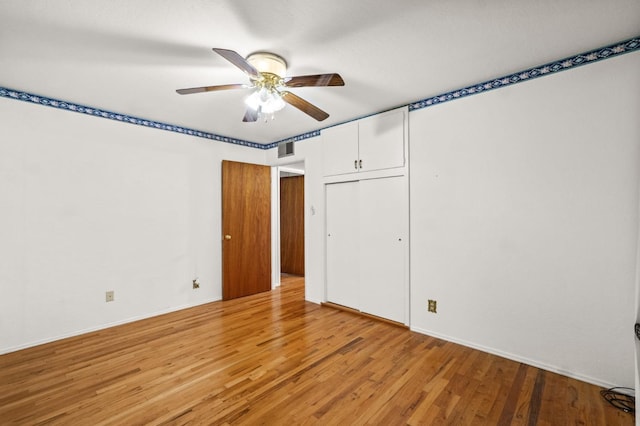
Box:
244;52;288;121
176;48;343;122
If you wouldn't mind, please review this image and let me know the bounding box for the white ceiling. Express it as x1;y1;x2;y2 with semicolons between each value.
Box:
1;0;639;145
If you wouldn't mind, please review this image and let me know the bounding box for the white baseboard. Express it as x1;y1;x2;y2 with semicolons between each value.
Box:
410;325;618;390
0;297;221;355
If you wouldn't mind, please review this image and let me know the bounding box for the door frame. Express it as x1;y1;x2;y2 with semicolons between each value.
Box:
271;161;306;288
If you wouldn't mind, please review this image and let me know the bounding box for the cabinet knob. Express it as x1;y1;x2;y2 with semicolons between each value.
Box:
224;234;232;240
359;159;363;169
354;160;358;170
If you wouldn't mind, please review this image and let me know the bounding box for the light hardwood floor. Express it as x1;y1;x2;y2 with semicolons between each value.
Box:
0;275;632;425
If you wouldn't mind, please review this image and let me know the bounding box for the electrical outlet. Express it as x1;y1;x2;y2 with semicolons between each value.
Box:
106;291;114;302
192;279;200;289
428;299;437;313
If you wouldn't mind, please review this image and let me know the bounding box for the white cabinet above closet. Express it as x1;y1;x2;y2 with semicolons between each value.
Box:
322;108;406;177
322;122;359;176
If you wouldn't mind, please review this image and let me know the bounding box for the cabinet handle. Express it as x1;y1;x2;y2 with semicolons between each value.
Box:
354;160;358;170
359;159;363;169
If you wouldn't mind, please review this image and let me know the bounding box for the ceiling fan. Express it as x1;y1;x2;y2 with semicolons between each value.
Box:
176;48;344;122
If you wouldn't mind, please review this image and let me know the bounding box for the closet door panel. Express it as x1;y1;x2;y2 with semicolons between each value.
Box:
325;181;360;309
358;176;406;323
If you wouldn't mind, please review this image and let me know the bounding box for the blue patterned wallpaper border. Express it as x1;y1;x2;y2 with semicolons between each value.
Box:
409;36;640;111
1;36;638;149
265;130;322;150
0;87;264;149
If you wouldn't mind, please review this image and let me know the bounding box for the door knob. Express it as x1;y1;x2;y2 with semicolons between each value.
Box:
224;235;232;240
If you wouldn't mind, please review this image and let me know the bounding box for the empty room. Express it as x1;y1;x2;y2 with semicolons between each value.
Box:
1;1;639;424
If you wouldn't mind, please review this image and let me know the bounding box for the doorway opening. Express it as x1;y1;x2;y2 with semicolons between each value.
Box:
276;161;305;284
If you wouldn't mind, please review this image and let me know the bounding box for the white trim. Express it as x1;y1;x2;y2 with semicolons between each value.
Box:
271;166;281;288
0;297;220;355
410;326;620;389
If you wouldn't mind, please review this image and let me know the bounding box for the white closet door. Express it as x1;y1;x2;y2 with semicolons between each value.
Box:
326;181;360;309
359;176;406;323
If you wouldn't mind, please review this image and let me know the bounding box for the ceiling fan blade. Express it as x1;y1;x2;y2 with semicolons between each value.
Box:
242;108;259;122
212;48;261;80
176;83;247;95
284;73;345;87
281;91;329;121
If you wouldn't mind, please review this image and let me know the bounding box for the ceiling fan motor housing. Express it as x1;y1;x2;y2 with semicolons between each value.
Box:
246;52;287;78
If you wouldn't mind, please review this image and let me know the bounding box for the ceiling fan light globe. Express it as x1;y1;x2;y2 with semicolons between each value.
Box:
272;95;286;112
258;87;271;102
261;95;286;114
245;91;261;111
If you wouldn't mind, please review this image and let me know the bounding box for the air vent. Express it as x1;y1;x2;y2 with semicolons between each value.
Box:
278;141;294;158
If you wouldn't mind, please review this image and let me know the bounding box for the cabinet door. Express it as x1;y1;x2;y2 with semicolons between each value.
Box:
358;176;406;323
325;181;360;309
358;109;405;172
322;122;359;176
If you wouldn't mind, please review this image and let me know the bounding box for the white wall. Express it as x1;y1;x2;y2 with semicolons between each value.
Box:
409;52;640;388
0;99;265;353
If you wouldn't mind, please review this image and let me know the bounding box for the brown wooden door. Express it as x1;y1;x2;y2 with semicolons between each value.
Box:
221;160;271;300
280;176;305;275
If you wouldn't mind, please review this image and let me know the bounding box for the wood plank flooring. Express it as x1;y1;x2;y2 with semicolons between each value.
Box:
0;276;632;425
